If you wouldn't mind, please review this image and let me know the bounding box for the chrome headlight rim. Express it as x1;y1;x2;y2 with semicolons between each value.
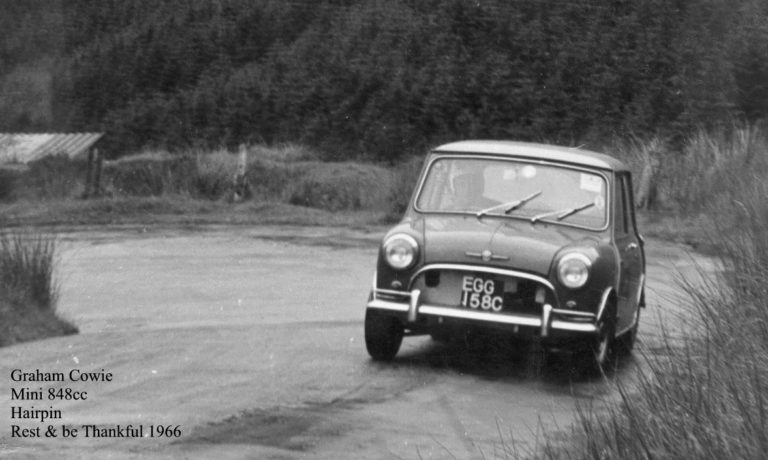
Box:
557;252;592;289
383;234;419;270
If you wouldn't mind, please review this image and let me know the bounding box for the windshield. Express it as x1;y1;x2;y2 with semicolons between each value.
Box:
415;156;608;229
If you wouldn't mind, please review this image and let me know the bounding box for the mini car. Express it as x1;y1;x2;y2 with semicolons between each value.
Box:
365;140;645;370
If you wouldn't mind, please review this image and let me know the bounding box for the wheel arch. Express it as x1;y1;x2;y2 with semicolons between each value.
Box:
596;287;618;323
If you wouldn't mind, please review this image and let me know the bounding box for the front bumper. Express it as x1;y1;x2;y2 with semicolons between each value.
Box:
368;265;605;338
367;291;597;337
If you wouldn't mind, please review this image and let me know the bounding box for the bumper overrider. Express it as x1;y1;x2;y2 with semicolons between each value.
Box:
367;264;609;338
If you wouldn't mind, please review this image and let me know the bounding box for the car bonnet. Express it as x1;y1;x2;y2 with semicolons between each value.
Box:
421;215;595;276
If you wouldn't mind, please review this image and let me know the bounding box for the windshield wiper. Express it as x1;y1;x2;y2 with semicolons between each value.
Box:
530;202;594;224
476;191;542;218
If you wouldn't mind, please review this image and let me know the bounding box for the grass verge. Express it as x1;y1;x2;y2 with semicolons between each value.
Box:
0;197;389;229
531;129;768;459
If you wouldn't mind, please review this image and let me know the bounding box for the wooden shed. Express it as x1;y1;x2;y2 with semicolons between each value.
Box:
0;132;103;165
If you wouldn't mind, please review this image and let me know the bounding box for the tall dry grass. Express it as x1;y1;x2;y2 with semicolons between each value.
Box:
0;233;76;346
0;233;57;308
533;128;768;459
607;125;768;214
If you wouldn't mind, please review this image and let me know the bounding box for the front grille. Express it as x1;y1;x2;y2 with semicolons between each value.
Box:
412;268;555;316
425;270;440;287
502;279;540;315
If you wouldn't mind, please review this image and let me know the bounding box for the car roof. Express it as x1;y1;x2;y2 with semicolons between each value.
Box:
432;140;629;172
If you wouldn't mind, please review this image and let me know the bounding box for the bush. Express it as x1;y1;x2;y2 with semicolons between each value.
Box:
287;162;392;212
104;149;245;200
243;144;392;211
385;155;425;221
245;158;305;202
249;143;320;163
192;150;236;200
105;153;197;196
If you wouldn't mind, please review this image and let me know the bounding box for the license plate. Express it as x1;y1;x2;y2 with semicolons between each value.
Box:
459;276;504;312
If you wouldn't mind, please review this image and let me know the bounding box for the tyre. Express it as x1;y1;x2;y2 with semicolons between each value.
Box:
578;304;617;374
618;305;641;355
365;309;404;361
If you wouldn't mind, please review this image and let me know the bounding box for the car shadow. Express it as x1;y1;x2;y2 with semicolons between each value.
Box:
388;333;639;387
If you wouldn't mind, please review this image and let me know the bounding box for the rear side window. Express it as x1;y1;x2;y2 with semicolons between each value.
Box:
614;175;628;235
620;174;636;234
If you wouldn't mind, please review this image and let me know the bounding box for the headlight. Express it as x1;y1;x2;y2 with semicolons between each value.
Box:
383;234;419;270
557;253;591;289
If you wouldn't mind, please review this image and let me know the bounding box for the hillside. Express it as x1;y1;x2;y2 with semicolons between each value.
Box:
1;0;767;159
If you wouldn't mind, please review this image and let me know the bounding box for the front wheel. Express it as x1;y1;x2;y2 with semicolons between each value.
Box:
618;305;641;355
365;310;404;361
578;307;617;374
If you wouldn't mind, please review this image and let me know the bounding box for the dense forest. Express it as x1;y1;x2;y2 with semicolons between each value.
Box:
1;0;767;159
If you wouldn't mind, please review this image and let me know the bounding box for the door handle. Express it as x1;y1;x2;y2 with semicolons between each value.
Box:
627;242;638;251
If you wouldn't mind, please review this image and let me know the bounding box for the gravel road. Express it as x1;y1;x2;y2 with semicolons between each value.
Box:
0;226;715;459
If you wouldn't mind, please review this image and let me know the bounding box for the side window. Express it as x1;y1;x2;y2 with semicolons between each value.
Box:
614;175;628;235
621;175;635;234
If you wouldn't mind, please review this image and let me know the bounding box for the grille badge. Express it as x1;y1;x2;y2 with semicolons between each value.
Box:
465;250;509;262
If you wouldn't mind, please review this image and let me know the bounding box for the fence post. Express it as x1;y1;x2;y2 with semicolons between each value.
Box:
83;147;95;198
232;144;250;202
93;148;103;197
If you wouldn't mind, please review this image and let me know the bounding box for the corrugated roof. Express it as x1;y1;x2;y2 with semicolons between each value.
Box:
0;133;103;165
